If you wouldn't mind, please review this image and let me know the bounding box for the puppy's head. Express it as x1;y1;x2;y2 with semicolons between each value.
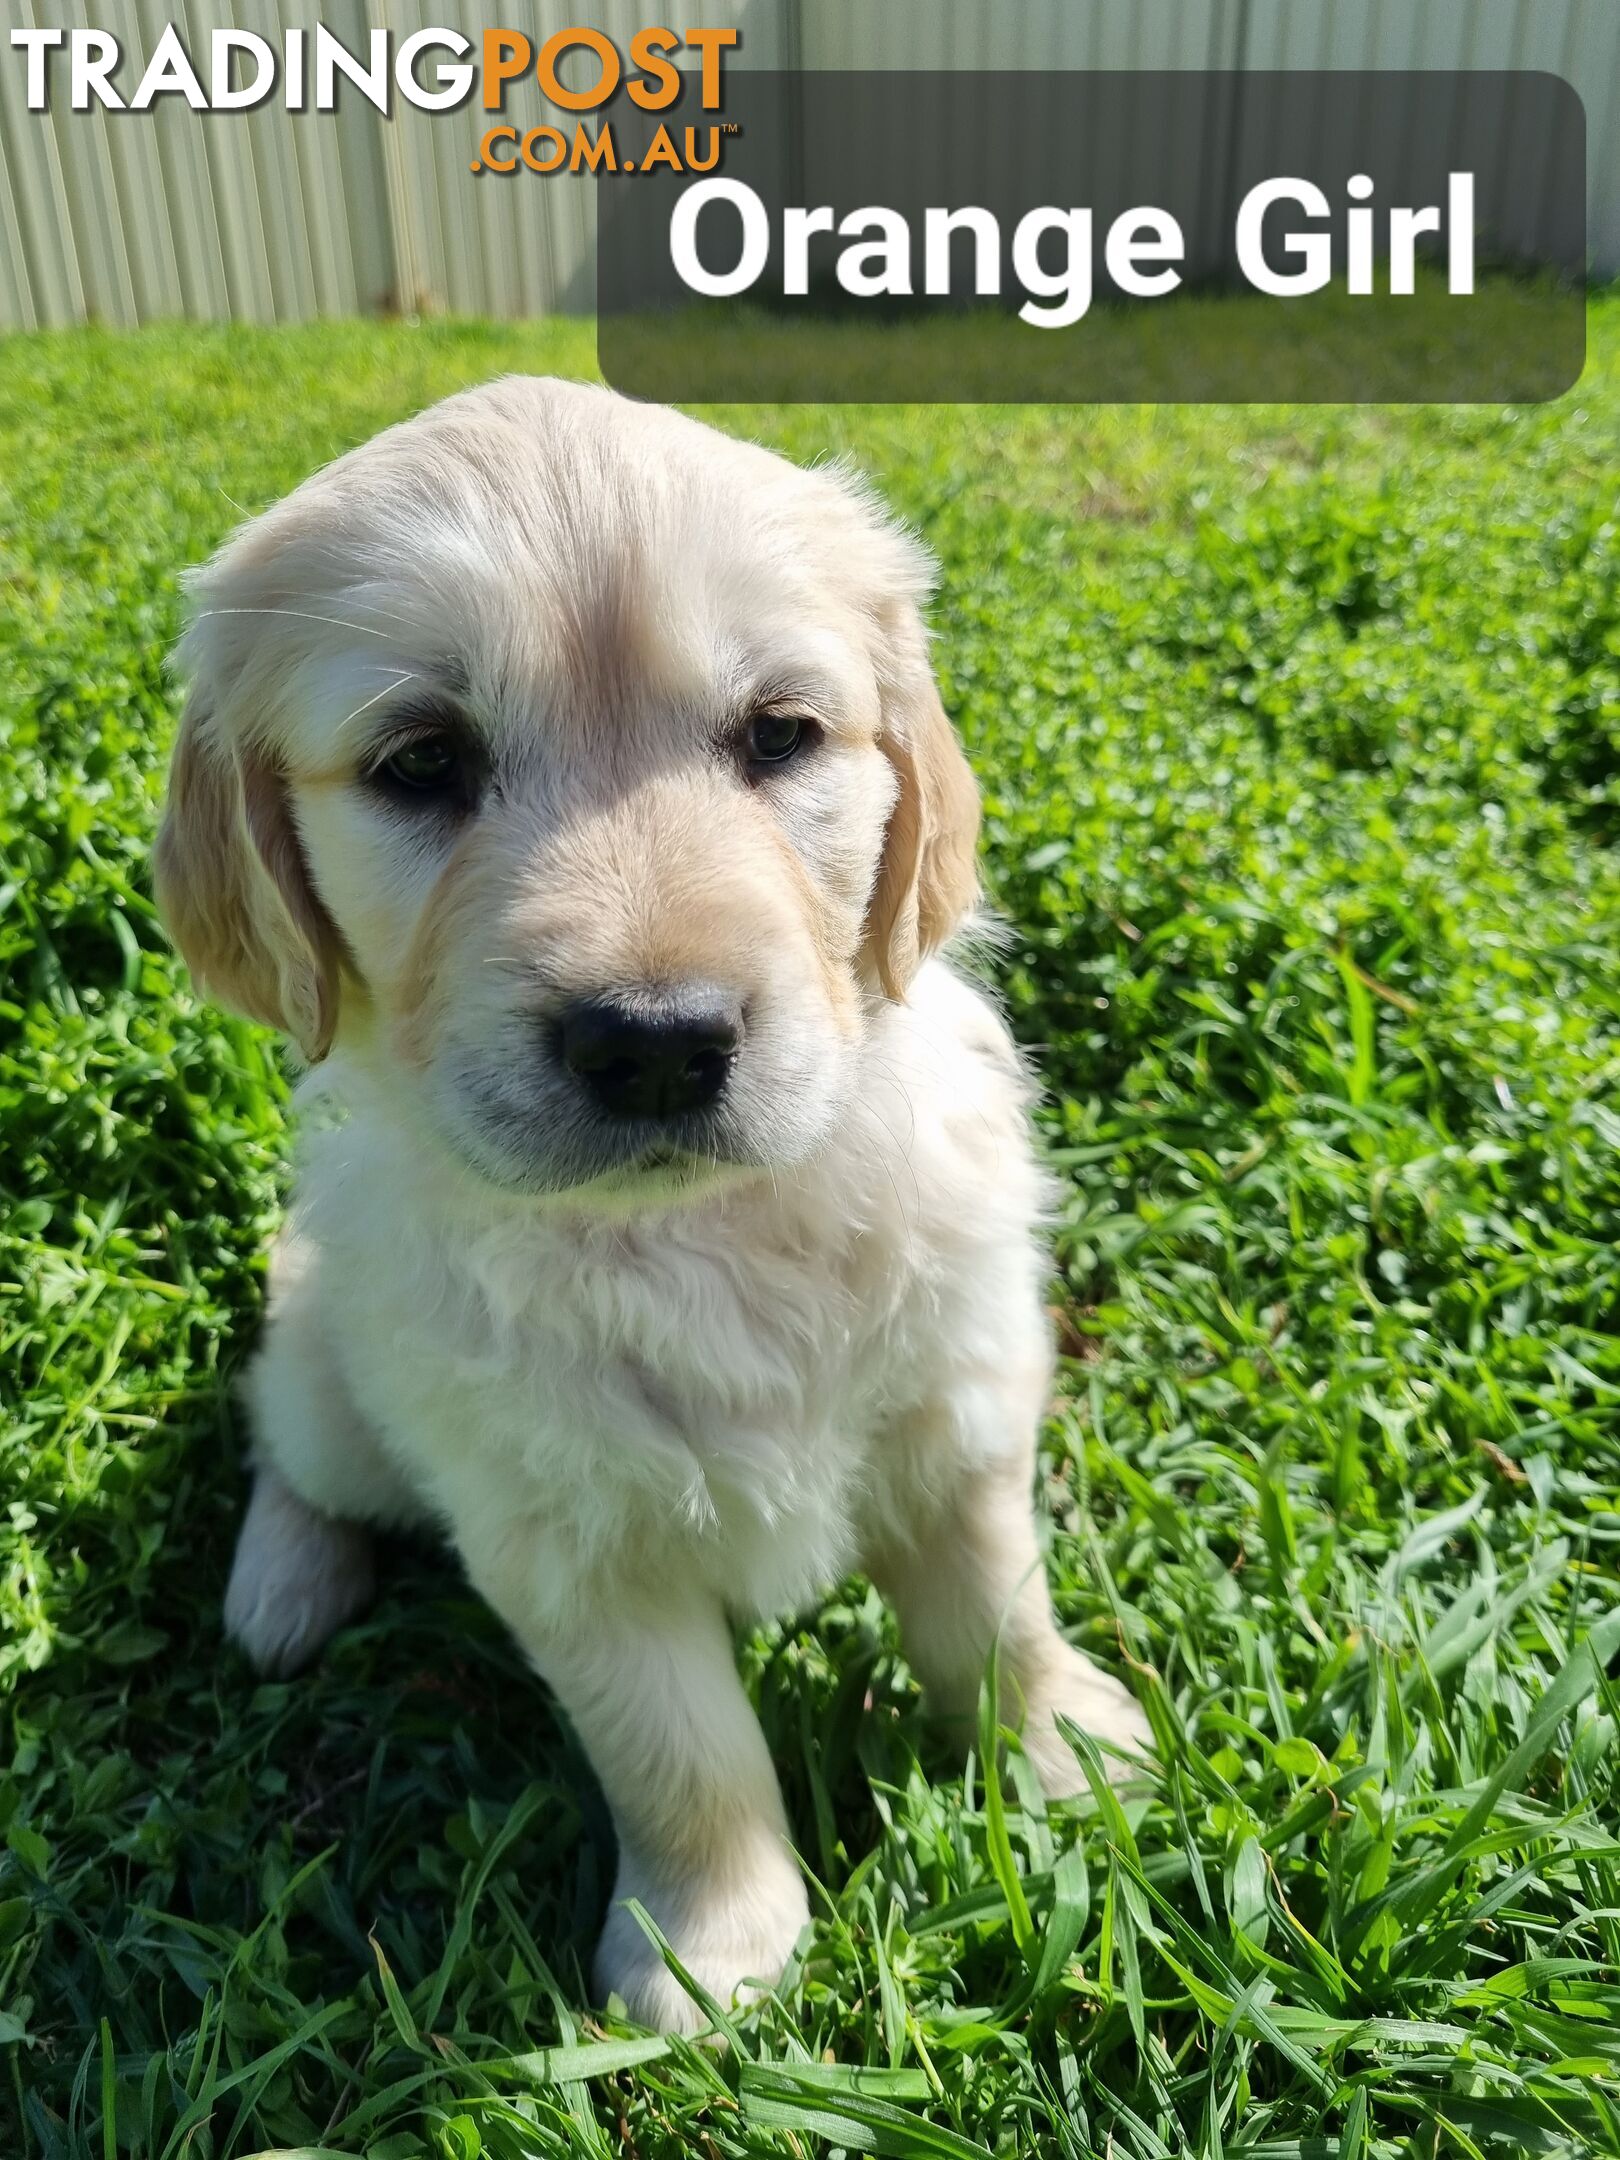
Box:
156;378;978;1201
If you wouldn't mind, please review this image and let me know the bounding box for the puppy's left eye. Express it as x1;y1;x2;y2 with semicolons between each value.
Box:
745;710;816;768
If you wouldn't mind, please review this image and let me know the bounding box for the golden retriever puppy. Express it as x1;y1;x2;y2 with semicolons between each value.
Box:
155;377;1150;2032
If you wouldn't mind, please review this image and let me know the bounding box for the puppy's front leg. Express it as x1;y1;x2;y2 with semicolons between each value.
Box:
871;1401;1152;1795
464;1540;807;2033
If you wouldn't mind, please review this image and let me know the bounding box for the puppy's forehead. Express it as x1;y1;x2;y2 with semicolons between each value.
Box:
361;382;872;715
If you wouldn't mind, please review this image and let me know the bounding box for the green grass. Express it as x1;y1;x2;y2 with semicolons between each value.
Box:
3;308;1620;2160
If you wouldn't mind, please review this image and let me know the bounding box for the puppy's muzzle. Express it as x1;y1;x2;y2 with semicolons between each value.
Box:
557;986;743;1121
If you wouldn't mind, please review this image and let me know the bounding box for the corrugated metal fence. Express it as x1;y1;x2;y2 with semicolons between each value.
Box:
3;0;1617;331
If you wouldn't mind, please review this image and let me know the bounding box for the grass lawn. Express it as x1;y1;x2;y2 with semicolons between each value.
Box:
3;308;1620;2159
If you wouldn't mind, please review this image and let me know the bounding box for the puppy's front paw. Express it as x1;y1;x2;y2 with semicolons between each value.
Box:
595;1844;810;2035
1022;1645;1153;1797
224;1467;375;1678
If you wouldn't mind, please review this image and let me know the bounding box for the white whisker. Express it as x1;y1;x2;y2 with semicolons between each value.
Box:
338;672;417;734
191;606;397;640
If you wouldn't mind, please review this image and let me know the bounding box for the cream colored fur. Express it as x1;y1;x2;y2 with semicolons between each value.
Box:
155;377;1149;2033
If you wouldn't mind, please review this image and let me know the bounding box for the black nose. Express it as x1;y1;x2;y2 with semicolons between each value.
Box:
558;989;743;1121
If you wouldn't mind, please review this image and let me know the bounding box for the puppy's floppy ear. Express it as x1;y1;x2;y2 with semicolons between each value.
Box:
154;688;342;1062
866;637;981;1002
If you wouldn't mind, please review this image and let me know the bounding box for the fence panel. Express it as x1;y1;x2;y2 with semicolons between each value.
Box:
0;0;1613;329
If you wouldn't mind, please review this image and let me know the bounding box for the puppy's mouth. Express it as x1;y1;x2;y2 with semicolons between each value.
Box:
586;1121;754;1192
541;1131;758;1211
633;1139;693;1173
590;1133;716;1187
446;1074;762;1200
599;1138;741;1200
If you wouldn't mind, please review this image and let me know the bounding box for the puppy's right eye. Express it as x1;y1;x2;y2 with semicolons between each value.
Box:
366;722;479;811
382;734;461;792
